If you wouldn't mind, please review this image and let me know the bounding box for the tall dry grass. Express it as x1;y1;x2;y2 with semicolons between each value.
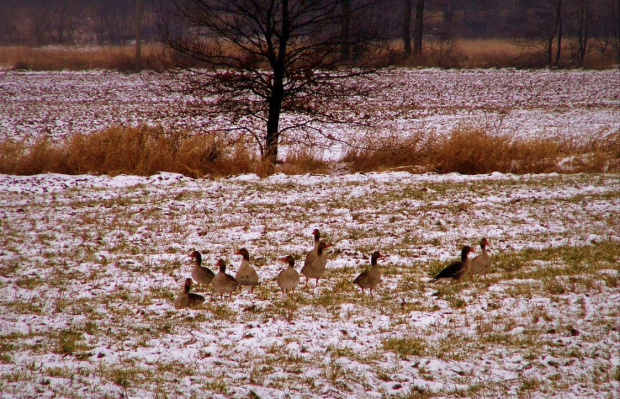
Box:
398;38;618;69
1;38;617;71
343;127;618;174
0;126;260;178
279;150;331;175
1;126;617;178
0;45;168;71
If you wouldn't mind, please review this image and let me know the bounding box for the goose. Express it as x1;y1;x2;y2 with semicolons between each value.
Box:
353;251;385;297
300;241;330;287
212;259;239;301
189;250;215;287
430;246;474;282
277;255;300;296
302;229;321;271
470;238;492;277
174;278;205;309
234;248;259;293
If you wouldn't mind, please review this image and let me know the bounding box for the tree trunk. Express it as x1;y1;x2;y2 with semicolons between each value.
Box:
264;101;281;166
264;0;290;167
136;0;142;72
265;65;285;166
413;0;424;55
443;0;455;23
403;0;412;55
577;0;591;64
341;0;351;61
617;0;620;59
555;0;562;65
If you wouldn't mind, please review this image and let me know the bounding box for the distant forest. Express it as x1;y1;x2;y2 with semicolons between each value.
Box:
0;0;618;68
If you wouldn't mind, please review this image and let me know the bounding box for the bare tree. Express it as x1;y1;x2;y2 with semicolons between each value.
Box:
413;0;425;55
573;0;592;65
510;0;565;66
340;0;351;60
160;0;389;168
551;0;563;65
91;0;135;44
402;0;412;55
41;0;85;44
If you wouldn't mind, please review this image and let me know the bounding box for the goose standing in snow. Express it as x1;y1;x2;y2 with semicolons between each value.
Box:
353;251;385;297
277;255;300;296
212;259;239;301
300;241;330;288
234;248;259;293
430;246;474;282
470;238;492;277
189;250;215;287
174;278;205;309
302;229;321;270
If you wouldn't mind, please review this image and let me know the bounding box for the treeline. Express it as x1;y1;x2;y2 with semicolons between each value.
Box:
0;0;618;68
0;0;160;46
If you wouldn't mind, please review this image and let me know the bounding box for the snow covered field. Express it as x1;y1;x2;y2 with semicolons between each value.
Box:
1;69;618;158
1;171;619;398
0;68;619;397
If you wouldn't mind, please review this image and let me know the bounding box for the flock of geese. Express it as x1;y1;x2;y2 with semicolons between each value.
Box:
174;229;492;309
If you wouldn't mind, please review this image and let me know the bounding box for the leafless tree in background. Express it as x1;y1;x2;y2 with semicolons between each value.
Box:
402;0;413;55
572;0;592;65
38;0;85;44
0;0;616;66
159;0;390;168
413;0;425;55
92;0;135;44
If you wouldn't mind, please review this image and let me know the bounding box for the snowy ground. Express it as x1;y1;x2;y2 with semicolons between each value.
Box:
1;69;618;160
0;171;619;398
0;68;619;397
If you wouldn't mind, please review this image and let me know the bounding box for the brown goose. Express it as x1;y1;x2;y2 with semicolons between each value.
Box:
212;259;239;301
189;250;215;287
430;246;474;282
174;278;205;309
234;248;259;293
470;238;492;277
300;241;330;287
353;251;385;297
302;229;321;270
277;255;300;296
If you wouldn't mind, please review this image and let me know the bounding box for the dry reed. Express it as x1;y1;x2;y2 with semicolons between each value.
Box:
0;126;258;178
1;126;617;178
343;127;618;175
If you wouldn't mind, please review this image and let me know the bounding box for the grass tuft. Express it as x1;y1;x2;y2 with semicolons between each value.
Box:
382;336;426;357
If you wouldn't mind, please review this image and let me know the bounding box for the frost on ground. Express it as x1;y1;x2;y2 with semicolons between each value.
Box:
0;171;619;398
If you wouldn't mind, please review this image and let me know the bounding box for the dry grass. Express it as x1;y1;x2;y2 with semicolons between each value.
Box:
1;126;617;178
279;150;331;175
0;45;168;72
398;38;618;69
344;127;618;175
0;126;259;178
1;39;617;71
342;132;436;173
0;125;332;178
